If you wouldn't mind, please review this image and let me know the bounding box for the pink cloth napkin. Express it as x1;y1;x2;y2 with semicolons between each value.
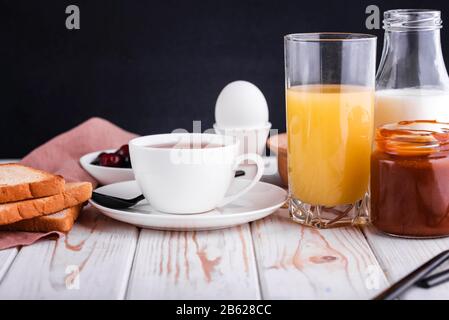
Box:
0;117;138;250
21;117;138;187
0;232;63;250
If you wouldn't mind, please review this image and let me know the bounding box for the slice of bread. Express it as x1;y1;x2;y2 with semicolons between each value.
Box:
0;205;83;233
0;182;92;225
0;164;65;204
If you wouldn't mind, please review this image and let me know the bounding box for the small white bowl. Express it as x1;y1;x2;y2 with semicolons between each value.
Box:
213;122;272;156
79;149;135;186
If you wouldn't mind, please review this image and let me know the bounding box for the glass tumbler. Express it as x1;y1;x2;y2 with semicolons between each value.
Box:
284;33;377;228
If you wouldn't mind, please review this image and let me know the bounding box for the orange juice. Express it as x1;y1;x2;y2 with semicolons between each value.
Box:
286;84;374;206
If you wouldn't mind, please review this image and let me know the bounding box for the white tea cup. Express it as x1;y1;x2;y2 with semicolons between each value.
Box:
129;133;264;214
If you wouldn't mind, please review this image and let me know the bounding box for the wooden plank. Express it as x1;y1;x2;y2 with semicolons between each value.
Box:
0;206;138;299
251;209;389;299
363;226;449;300
126;224;261;299
0;160;19;164
0;248;19;282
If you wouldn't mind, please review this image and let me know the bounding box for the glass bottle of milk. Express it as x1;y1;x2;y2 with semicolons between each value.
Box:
376;9;449;128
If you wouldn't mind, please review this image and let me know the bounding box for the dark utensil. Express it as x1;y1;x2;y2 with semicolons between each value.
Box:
92;170;246;209
235;170;245;177
92;192;145;209
373;250;449;300
416;267;449;288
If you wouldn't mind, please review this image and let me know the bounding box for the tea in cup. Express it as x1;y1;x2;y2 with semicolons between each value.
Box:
129;133;264;214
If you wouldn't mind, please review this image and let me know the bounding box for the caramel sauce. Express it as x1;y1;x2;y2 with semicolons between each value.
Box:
371;120;449;238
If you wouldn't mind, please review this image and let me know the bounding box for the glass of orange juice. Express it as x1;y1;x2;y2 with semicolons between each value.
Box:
284;33;377;228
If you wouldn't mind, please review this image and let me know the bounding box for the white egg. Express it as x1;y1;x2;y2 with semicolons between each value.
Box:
215;80;269;128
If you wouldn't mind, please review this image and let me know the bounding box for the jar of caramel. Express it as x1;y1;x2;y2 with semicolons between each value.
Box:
371;120;449;238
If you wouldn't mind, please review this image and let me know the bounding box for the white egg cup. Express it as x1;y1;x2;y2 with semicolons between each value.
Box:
213;122;272;156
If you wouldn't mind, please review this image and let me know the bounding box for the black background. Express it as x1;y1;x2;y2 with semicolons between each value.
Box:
3;0;449;157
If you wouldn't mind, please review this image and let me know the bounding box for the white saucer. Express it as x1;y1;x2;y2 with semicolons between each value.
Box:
89;179;287;231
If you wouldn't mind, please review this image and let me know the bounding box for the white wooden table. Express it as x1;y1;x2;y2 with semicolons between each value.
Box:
1;158;449;300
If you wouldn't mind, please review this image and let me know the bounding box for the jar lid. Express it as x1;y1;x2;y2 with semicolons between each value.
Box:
376;120;449;156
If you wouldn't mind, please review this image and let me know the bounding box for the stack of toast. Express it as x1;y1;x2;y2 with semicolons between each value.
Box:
0;164;92;232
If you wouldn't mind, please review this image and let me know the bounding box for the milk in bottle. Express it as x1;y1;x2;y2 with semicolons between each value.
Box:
376;9;449;127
